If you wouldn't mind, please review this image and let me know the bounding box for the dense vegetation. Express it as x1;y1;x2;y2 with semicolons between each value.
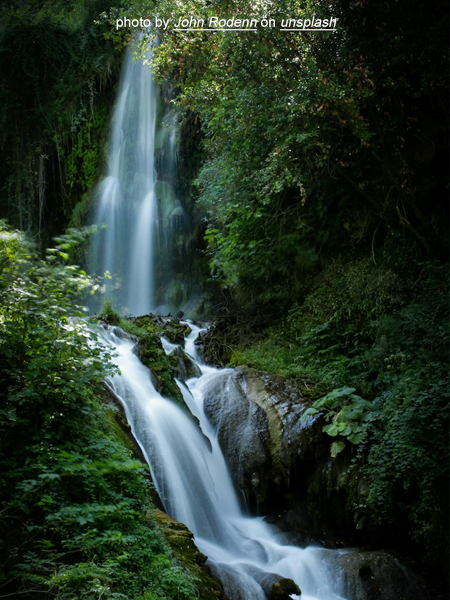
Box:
146;0;448;292
224;255;449;575
0;223;207;599
0;0;448;596
0;0;120;242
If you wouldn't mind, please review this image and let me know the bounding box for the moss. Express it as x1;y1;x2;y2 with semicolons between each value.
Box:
151;509;225;600
135;332;181;403
162;320;192;344
122;314;194;405
131;314;191;344
96;309;192;406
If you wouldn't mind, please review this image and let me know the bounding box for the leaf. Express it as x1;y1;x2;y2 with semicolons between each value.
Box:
328;386;355;399
38;473;61;481
331;441;346;457
323;423;339;436
300;407;319;422
347;431;366;444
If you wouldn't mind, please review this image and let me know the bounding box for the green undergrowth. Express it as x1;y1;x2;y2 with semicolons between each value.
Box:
228;252;449;578
0;407;199;600
0;224;204;599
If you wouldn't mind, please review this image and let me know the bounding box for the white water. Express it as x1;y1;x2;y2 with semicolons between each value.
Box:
89;46;158;315
89;40;193;315
96;322;349;600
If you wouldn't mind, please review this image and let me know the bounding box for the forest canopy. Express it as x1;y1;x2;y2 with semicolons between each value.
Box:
132;0;449;293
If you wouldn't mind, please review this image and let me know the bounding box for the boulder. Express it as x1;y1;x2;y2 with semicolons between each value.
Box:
201;366;394;549
202;369;272;504
331;550;431;600
268;577;301;599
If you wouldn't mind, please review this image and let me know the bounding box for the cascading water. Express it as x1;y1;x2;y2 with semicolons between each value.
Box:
89;37;352;600
95;322;350;600
89;40;193;315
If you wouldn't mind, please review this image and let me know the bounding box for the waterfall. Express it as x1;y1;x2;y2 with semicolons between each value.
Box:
89;40;192;316
88;39;352;599
95;322;350;600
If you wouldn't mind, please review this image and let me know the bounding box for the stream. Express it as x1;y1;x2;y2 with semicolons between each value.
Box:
88;33;352;600
95;321;350;600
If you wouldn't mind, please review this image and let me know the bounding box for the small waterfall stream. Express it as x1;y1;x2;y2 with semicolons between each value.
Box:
95;322;350;600
89;47;157;315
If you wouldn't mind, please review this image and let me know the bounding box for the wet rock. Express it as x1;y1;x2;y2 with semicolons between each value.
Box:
173;345;202;381
332;550;432;600
202;369;272;501
268;577;301;599
235;565;301;599
208;562;266;600
202;365;371;545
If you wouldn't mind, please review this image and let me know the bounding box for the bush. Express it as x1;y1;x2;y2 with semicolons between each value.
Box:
0;222;198;599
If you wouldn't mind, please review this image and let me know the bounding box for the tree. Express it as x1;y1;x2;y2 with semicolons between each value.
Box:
142;0;448;294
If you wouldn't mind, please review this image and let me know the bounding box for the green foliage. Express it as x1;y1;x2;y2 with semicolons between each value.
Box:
132;0;449;295
64;101;110;200
99;298;121;325
0;222;198;599
229;252;449;570
301;386;373;457
0;0;119;238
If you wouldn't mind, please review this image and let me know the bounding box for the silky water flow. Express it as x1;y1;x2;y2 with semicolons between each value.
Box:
89;40;351;600
94;322;350;600
89;39;186;316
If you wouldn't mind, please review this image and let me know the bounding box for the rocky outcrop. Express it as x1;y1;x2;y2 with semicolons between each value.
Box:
330;550;431;600
151;509;226;600
171;344;202;381
202;367;435;599
202;368;272;506
202;365;362;542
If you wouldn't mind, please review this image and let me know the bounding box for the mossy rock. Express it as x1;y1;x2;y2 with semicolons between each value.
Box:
269;577;301;599
151;509;225;600
130;314;191;345
115;314;196;406
172;346;202;381
137;332;184;404
162;320;191;344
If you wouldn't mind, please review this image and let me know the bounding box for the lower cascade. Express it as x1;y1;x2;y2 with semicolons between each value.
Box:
95;321;351;600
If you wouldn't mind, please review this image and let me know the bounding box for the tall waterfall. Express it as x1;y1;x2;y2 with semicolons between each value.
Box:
89;41;352;600
89;42;191;316
95;323;350;600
